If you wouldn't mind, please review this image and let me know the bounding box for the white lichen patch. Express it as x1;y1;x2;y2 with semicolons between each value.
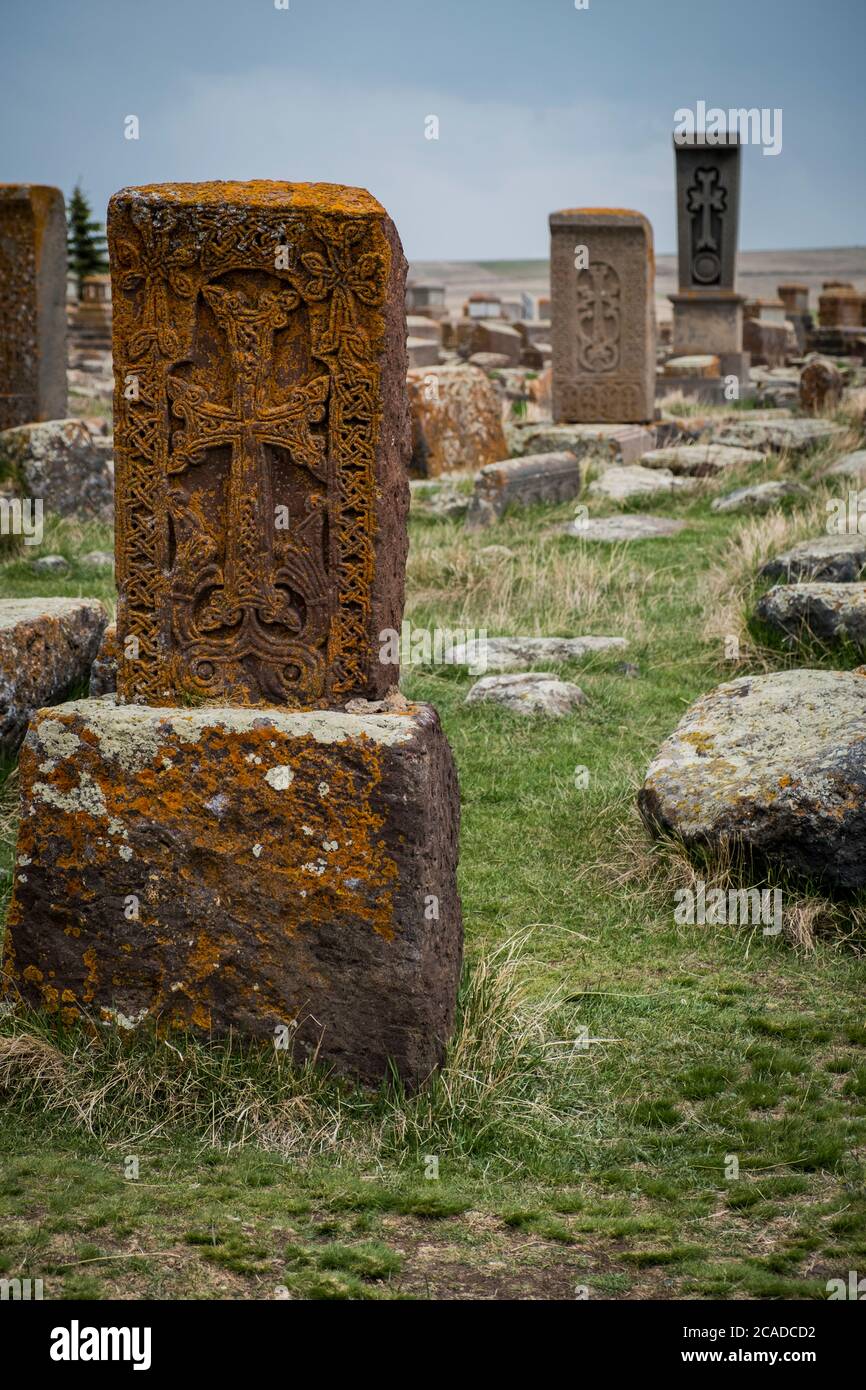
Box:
118;844;133;862
253;843;264;858
32;770;108;819
322;840;338;852
100;1005;149;1031
265;765;294;790
318;781;330;797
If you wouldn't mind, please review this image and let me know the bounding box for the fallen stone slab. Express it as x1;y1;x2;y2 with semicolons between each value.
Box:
662;354;720;378
0;418;114;521
562;514;686;542
712;417;846;455
640;444;764;476
588;464;697;502
823;449;866;482
509;421;655;466
407;337;439;369
2;698;462;1089
754;582;866;648
443;635;627;672
465;671;587;716
465;450;581;528
0;597;107;756
760;533;866;583
638;668;866;889
711;480;810;514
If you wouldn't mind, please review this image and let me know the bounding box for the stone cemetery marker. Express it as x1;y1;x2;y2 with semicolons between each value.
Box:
108;181;409;707
0;185;67;430
669;135;748;379
3;182;462;1088
549;209;655;423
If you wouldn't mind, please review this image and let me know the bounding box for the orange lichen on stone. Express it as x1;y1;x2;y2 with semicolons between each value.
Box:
2;699;462;1085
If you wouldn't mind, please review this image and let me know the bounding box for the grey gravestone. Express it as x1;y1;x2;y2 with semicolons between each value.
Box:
549;209;655;424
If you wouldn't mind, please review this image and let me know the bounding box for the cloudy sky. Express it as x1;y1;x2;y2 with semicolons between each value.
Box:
3;0;864;259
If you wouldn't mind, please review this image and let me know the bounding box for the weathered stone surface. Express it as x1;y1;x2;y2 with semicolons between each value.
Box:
443;635;627;672
407;337;439;369
0;418;114;520
469;321;522;365
760;534;866;583
711;480;810;514
640;443;763;476
799;356;843;415
0;185;67;430
407;364;506;478
674;134;741;293
468;352;511;372
588;464;696;501
562;513;686;542
89;620;118;697
713;418;846;455
109;181;410;708
549;208;655;423
755;582;866;648
823;449;866;482
465;671;587;716
638;668;866;888
465;450;581;528
2;698;462;1087
0;598;107;756
743;318;791;368
662;354;720;378
508;420;655;464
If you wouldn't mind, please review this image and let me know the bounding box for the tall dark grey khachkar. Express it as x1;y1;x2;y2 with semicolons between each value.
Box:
669;133;749;381
2;181;463;1090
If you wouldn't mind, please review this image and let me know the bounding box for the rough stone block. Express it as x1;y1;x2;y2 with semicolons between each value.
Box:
2;698;462;1087
0;418;114;521
0;598;107;757
108;181;410;708
407;364;506;477
0;185;67;430
549;208;655;423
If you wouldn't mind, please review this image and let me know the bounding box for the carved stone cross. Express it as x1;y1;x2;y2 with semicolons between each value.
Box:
686;167;727;252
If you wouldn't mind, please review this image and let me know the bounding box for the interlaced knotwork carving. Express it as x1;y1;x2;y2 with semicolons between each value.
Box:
109;191;391;706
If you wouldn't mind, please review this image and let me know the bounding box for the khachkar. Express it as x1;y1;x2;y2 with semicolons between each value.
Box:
2;182;462;1088
549;209;655;424
669;134;749;380
0;184;67;430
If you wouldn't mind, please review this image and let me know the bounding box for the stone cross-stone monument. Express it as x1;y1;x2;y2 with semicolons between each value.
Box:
2;181;462;1089
669;134;749;382
0;184;68;430
549;208;655;424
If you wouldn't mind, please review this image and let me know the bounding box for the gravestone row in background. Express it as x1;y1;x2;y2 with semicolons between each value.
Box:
0;184;68;430
1;180;463;1089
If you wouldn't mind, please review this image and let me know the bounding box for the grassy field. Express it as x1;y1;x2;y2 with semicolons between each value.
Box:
1;404;865;1301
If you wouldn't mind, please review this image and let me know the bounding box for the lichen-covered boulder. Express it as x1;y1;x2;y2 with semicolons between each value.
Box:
407;365;506;477
2;698;462;1088
711;480;810;514
0;598;108;756
444;635;626;672
760;534;866;583
755;582;866;649
465;671;587;716
640;444;764;476
0;419;114;521
638;668;866;888
588;465;696;501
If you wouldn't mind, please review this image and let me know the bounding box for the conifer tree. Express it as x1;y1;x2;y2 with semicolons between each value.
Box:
67;184;108;298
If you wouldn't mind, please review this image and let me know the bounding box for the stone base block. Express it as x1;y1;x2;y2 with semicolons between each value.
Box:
2;698;462;1087
670;292;744;357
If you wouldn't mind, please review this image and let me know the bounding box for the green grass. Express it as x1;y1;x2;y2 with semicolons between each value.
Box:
0;402;865;1299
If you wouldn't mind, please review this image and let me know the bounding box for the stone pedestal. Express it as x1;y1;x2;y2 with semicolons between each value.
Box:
2;698;462;1087
0;185;68;430
549;208;655;424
